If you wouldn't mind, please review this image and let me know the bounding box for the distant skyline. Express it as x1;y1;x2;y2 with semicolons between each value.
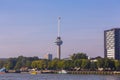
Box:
0;0;120;58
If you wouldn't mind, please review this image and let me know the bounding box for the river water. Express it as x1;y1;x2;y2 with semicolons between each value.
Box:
0;73;120;80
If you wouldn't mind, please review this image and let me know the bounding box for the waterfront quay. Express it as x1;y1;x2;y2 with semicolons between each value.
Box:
4;69;120;75
67;71;120;75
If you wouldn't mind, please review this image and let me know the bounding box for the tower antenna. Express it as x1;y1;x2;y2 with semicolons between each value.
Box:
58;17;61;37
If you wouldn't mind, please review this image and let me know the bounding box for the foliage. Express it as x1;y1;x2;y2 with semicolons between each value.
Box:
81;59;90;70
0;53;120;71
114;60;120;71
90;62;97;71
0;60;5;68
96;58;104;68
70;53;88;60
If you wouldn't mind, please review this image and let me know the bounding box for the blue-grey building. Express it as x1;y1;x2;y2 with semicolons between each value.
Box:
44;54;52;60
104;28;120;60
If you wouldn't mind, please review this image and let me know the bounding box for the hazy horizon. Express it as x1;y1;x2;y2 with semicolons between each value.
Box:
0;0;120;58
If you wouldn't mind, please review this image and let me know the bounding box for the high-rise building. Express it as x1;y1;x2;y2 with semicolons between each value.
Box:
44;54;52;60
104;28;120;60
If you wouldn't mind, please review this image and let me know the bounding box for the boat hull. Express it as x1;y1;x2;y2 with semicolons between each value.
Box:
58;70;67;74
30;71;37;75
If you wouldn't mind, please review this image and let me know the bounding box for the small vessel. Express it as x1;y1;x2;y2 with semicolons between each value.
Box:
30;71;37;75
58;70;67;74
0;67;6;74
29;69;38;75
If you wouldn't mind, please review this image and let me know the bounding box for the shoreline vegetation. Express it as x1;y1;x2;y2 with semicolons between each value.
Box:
1;53;120;75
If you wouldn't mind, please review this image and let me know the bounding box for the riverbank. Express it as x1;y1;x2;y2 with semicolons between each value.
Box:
67;71;120;75
5;70;120;75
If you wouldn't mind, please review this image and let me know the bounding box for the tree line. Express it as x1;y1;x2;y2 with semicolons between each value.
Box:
0;53;120;71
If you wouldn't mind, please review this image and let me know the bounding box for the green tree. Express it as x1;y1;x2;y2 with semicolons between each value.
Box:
108;59;115;70
114;60;120;71
25;60;31;68
0;60;5;68
5;58;17;70
70;53;88;60
90;62;97;71
81;59;90;70
64;60;73;70
14;61;22;70
31;61;38;68
31;60;48;70
74;59;82;67
57;60;64;69
103;58;115;70
48;59;58;70
97;58;104;68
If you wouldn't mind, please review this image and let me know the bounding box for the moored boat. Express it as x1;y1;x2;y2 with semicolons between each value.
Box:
29;69;38;75
0;67;6;74
30;71;37;75
58;70;67;74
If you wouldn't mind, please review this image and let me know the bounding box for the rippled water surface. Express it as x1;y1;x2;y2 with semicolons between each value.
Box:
0;73;120;80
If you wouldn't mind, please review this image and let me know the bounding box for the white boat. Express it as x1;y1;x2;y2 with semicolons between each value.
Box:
0;67;6;74
29;69;42;75
29;69;37;75
58;70;67;74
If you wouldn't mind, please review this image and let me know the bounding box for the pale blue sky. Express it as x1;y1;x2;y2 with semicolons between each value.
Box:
0;0;120;58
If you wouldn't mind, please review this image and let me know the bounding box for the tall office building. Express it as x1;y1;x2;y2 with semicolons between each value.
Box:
104;28;120;60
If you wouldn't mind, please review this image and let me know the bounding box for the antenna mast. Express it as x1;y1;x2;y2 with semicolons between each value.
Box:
58;17;61;37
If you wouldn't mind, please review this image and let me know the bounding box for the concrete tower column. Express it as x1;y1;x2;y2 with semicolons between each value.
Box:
58;45;61;60
55;17;63;60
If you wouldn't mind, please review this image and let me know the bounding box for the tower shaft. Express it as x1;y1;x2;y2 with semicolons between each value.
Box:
55;17;63;60
57;45;61;60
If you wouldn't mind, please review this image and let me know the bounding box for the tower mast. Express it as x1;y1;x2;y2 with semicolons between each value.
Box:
58;17;61;37
55;17;63;60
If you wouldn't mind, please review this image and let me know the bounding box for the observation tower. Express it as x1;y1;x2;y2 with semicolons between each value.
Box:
55;17;63;60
